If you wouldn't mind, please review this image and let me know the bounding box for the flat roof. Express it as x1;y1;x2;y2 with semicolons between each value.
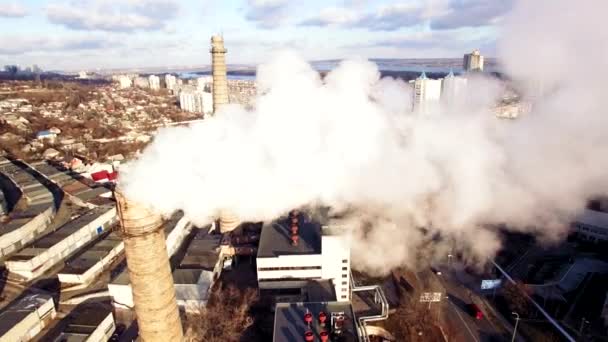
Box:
45;304;112;341
60;230;122;275
8;206;114;261
0;293;54;337
173;269;203;284
273;301;359;342
575;209;608;230
257;216;321;258
179;227;221;270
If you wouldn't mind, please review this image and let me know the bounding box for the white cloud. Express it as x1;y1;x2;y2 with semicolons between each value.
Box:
0;35;118;55
0;1;28;17
46;0;179;32
245;0;289;29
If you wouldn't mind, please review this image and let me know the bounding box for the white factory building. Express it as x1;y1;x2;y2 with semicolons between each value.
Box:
463;49;484;72
573;209;608;243
0;293;56;341
410;72;442;112
148;75;161;90
256;213;351;303
179;88;213;114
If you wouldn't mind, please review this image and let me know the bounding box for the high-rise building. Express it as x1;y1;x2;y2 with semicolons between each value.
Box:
149;75;160;90
410;72;442;112
441;70;468;104
165;74;177;92
134;76;149;88
118;75;132;89
179;88;213;114
197;76;212;92
210;35;229;113
463;49;484;72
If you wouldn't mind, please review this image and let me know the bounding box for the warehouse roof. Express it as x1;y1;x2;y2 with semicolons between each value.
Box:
60;230;122;275
0;293;54;337
257;216;321;258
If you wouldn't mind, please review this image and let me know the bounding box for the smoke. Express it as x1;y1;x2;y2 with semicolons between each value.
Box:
120;0;608;275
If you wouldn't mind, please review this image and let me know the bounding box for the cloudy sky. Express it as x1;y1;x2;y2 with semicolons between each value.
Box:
0;0;509;71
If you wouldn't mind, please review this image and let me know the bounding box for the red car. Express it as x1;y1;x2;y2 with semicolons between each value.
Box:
467;303;484;320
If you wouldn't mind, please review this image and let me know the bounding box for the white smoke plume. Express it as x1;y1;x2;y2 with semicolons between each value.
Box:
120;0;608;275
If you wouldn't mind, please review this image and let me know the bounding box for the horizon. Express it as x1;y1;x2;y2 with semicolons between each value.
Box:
1;0;504;71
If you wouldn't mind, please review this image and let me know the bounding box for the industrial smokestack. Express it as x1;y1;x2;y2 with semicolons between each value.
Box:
211;35;228;113
115;191;183;341
218;209;241;232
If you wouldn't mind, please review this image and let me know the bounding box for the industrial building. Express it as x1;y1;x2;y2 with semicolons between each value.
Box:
410;72;442;112
0;293;56;341
0;157;56;259
273;301;360;342
58;230;124;286
463;49;484;71
256;212;351;303
573;209;608;243
5;205;117;280
45;305;115;342
108;212;194;308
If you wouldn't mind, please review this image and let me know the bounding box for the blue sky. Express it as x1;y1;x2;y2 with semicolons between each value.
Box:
0;0;509;71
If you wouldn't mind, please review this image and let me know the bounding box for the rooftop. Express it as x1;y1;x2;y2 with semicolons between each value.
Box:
575;209;608;230
273;301;359;342
60;230;122;275
257;215;322;258
0;293;54;337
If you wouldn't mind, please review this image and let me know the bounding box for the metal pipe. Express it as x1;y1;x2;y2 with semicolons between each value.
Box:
115;191;183;341
492;260;574;342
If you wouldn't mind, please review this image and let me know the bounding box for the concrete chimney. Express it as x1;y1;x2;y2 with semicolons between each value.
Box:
218;209;241;233
210;35;229;113
115;191;183;341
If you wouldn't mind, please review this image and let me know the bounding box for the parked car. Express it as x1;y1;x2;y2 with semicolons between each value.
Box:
467;303;484;320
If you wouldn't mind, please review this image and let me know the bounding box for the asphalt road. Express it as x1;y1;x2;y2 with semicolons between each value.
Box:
434;266;513;342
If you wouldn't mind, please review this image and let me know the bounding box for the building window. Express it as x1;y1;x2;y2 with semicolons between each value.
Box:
341;281;347;285
341;295;347;299
342;259;348;263
342;274;347;278
342;267;348;271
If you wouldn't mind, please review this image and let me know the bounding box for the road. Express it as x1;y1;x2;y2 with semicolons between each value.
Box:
435;268;511;342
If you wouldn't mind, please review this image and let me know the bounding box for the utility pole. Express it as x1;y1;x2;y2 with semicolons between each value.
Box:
511;312;520;342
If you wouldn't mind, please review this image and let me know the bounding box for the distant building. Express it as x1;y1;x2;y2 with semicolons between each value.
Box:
410;72;442;112
78;71;89;79
197;76;212;92
118;75;132;89
463;49;484;72
149;75;160;90
36;130;57;140
179;88;212;114
256;215;351;303
134;76;149;88
165;74;177;92
441;70;468;104
572;209;608;243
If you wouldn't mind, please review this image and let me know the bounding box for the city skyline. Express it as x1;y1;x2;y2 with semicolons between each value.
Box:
0;0;507;71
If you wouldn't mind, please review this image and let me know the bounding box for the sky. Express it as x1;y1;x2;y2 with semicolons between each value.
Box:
0;0;509;71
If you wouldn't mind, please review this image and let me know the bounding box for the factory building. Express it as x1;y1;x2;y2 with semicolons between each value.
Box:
573;209;608;243
463;49;484;72
410;72;442;112
256;211;351;303
0;157;56;259
44;305;115;342
0;293;56;341
149;75;161;90
58;230;124;286
273;301;360;342
108;212;193;308
5;205;117;280
441;70;468;104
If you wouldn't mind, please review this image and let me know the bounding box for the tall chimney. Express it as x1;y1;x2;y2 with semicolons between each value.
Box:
115;191;183;341
218;209;241;233
210;35;228;113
